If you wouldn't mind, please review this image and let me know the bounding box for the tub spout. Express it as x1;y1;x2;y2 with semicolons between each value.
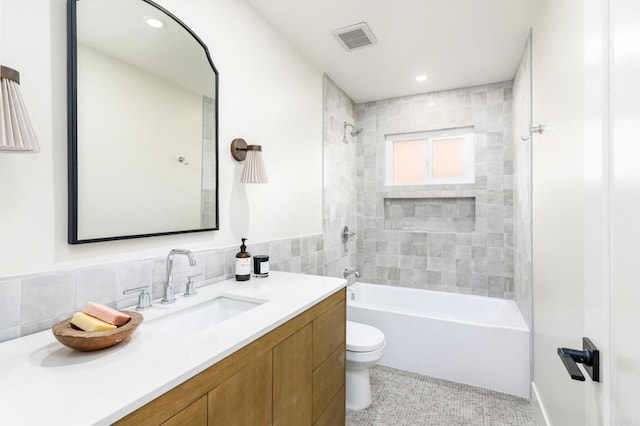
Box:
343;268;360;279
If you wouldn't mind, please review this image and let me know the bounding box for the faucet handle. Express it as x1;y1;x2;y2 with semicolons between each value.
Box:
343;268;361;279
184;274;202;297
123;286;152;311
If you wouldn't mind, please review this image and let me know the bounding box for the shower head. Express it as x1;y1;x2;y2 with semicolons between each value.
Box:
343;122;363;143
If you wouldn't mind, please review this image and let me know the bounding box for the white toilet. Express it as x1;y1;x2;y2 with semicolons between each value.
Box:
346;320;386;410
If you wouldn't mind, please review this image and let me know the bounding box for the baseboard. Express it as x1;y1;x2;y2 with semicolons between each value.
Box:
531;382;551;426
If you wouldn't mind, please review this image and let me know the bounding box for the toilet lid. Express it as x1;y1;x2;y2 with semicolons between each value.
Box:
346;321;385;352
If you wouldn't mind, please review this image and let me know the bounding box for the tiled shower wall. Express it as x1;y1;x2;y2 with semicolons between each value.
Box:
321;75;358;277
355;82;515;298
513;36;533;326
0;234;334;342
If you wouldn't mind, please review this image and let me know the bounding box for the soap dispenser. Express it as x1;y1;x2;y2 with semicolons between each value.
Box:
235;238;251;281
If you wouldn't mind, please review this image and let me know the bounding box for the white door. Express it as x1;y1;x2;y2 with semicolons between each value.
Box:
532;0;640;424
531;0;590;423
610;0;640;421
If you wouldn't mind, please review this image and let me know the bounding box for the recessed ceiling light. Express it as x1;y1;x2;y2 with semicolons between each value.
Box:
416;75;428;82
144;17;165;29
428;101;436;107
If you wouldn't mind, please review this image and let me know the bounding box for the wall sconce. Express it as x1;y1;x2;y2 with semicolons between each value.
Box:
230;138;268;183
0;66;39;152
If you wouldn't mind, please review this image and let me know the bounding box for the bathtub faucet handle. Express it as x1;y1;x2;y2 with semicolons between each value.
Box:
342;226;357;243
343;268;360;279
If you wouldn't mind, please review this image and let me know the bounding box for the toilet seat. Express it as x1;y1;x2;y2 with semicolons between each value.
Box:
346;321;385;352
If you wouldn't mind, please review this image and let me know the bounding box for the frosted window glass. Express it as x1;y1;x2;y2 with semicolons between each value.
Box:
393;139;426;183
432;137;466;178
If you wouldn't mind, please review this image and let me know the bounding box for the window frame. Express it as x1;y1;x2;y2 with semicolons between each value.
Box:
385;127;475;186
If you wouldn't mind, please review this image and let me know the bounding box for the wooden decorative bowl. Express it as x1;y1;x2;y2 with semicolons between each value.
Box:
52;311;143;352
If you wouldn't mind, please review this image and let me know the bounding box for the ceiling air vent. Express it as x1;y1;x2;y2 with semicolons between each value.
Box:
332;22;377;51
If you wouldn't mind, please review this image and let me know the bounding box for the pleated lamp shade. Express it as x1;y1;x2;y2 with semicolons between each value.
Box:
0;66;40;153
240;148;268;183
231;138;268;184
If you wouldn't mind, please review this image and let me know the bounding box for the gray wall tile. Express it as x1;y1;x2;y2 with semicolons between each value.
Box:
0;327;20;343
513;36;533;327
356;81;514;298
21;272;74;326
0;279;21;331
74;265;118;310
3;232;337;341
322;75;359;278
117;260;153;309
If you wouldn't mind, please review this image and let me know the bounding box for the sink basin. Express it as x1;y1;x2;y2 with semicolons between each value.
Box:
147;296;266;332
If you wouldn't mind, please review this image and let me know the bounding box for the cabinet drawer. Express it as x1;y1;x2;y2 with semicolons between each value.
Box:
312;343;345;422
314;385;345;426
208;350;272;426
162;395;207;426
273;324;312;426
313;300;345;369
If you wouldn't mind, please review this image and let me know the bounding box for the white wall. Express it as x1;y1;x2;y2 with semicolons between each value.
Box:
0;0;323;276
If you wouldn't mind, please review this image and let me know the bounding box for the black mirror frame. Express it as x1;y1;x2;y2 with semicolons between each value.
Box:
67;0;219;244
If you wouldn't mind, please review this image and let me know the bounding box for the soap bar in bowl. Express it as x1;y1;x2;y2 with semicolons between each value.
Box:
84;301;131;326
71;312;116;332
52;311;143;352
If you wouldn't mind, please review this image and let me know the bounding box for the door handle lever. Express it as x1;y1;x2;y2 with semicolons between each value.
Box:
556;337;600;382
557;348;587;381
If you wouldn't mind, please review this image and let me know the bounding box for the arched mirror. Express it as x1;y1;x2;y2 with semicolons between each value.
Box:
68;0;219;244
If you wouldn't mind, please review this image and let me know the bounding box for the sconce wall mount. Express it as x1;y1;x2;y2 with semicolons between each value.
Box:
231;138;262;161
230;138;268;183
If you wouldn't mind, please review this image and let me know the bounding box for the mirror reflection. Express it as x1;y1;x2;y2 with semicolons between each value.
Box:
69;0;218;243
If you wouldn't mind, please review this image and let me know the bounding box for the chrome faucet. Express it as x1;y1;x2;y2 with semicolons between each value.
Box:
343;268;360;279
162;249;197;304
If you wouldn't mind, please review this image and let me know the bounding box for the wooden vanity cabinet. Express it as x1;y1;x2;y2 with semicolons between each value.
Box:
115;289;345;426
207;350;273;425
273;324;312;425
162;395;207;426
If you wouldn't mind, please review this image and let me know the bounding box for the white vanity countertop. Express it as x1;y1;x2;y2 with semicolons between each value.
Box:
0;271;346;425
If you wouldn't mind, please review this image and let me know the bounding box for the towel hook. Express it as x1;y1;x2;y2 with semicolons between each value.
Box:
520;124;544;142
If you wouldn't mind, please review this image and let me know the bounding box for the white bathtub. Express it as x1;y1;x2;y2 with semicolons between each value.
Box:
347;282;530;398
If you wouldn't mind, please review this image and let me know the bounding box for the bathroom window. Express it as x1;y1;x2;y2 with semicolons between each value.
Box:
385;127;475;185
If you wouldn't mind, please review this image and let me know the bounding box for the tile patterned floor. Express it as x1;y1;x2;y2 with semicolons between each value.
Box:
346;366;538;426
